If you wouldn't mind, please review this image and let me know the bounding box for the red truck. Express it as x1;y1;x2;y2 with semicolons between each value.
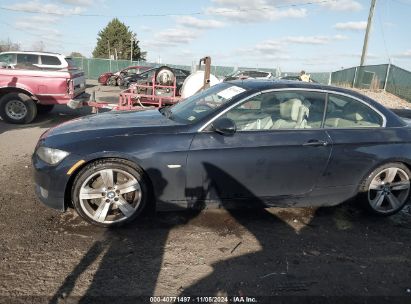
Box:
0;65;88;124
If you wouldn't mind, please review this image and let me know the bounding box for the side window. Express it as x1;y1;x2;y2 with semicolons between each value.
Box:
17;54;39;65
41;55;61;65
0;53;16;64
222;90;326;131
324;94;383;128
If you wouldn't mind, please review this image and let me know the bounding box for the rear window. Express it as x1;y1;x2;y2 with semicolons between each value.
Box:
17;54;39;64
41;55;61;65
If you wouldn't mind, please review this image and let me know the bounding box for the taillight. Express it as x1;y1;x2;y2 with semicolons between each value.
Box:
66;79;74;95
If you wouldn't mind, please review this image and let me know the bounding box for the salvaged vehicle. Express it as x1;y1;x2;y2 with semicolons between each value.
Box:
223;70;275;81
33;80;411;227
97;65;149;86
0;62;87;124
121;66;190;91
280;75;317;83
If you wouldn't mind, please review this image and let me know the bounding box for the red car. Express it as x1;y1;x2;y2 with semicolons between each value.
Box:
98;66;149;86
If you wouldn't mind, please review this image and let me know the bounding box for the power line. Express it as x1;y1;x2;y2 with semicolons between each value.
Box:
0;0;336;18
377;1;391;63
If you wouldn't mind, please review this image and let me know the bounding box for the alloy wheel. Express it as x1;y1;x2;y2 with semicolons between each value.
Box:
368;167;410;213
79;168;142;224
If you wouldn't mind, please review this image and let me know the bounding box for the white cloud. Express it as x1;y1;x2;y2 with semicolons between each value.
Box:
334;21;367;31
61;0;94;6
206;0;307;23
284;34;347;45
254;40;284;53
14;21;62;37
394;50;411;58
23;14;59;24
146;28;197;48
320;0;362;11
176;16;225;29
7;0;85;15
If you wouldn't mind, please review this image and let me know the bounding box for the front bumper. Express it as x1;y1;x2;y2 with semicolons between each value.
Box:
32;152;84;211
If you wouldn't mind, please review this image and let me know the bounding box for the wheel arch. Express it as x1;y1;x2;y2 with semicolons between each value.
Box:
63;156;156;211
357;157;411;194
0;86;37;101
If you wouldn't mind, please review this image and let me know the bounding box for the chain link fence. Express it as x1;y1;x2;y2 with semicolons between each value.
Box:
72;57;331;84
330;64;411;102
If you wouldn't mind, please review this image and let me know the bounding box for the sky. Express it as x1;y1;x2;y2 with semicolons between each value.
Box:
0;0;411;72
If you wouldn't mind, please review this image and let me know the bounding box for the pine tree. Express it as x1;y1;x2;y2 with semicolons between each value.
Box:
92;18;146;60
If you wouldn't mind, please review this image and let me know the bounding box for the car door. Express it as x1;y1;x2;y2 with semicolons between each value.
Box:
317;92;389;189
186;89;332;205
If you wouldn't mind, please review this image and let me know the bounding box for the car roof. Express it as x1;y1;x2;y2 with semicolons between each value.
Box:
0;51;64;56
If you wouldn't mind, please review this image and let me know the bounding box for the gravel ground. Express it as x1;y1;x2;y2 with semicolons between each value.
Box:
1;82;411;303
352;88;411;118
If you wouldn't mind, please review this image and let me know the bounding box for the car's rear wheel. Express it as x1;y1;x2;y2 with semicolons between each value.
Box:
72;159;148;227
0;92;37;124
360;163;411;216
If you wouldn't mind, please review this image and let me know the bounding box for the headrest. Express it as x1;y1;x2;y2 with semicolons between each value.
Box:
280;98;302;121
343;103;365;121
345;112;364;121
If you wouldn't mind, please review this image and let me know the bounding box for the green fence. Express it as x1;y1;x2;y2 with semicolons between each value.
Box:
73;57;331;84
385;65;411;102
330;67;357;87
330;64;411;102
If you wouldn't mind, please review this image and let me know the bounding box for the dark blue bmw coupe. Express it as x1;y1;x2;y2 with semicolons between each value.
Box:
33;80;411;227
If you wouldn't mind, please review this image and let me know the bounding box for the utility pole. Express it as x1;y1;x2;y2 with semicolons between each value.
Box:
360;0;377;66
130;36;134;63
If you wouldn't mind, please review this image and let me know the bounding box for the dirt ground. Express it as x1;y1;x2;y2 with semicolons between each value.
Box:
1;82;411;303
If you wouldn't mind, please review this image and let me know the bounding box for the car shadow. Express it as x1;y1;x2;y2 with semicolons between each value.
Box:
0;105;110;135
49;164;411;302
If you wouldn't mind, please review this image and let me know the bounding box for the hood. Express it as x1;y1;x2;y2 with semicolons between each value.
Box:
43;109;182;140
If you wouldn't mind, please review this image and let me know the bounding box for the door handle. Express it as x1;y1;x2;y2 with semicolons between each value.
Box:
303;139;329;147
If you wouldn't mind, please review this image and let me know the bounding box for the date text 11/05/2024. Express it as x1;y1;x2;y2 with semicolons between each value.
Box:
149;296;258;303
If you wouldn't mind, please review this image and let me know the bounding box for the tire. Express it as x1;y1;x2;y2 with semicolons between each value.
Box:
358;162;411;216
72;159;149;227
0;92;37;124
37;104;54;114
107;76;117;86
155;66;175;86
117;77;124;87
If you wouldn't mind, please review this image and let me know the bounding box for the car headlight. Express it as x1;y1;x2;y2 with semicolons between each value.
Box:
36;147;69;165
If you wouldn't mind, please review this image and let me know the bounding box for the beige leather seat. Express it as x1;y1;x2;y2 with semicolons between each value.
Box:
241;114;273;130
272;98;309;129
326;104;380;128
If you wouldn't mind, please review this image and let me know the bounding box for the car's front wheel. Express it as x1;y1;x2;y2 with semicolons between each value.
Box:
360;163;411;216
72;159;148;227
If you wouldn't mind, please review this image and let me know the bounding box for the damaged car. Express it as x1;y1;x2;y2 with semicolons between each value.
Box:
33;80;411;227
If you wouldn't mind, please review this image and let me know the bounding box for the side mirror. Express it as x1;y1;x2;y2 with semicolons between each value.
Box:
212;117;236;135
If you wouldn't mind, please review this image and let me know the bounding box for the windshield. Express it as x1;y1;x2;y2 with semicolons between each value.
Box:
164;82;246;124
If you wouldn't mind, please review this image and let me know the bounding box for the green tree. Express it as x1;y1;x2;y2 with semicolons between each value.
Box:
70;52;84;58
92;18;146;61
